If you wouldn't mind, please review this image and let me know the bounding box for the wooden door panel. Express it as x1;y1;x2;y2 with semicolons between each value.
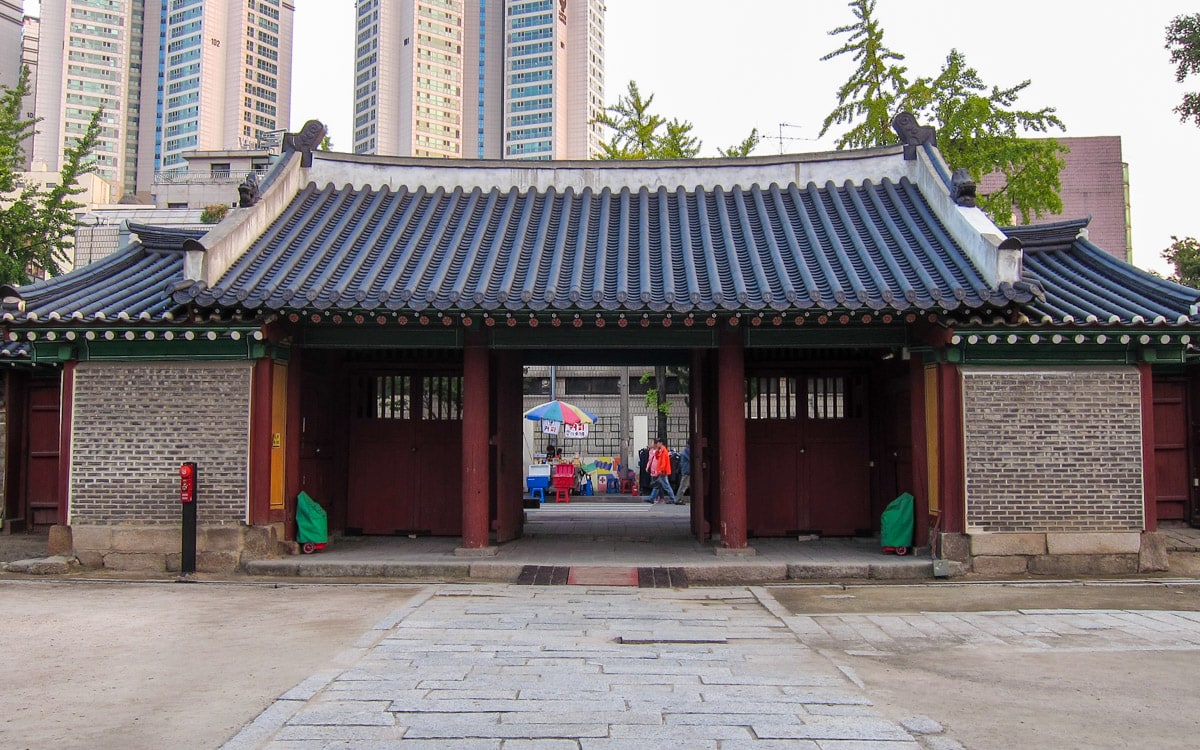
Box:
747;440;801;535
25;380;61;528
1154;380;1189;523
745;370;871;537
414;421;462;534
347;427;416;534
346;371;463;536
806;441;870;535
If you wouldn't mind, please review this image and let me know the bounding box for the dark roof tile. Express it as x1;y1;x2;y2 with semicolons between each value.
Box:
1008;220;1199;324
176;179;1026;315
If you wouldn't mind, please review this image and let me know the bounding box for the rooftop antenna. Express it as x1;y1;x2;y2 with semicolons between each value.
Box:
775;123;816;154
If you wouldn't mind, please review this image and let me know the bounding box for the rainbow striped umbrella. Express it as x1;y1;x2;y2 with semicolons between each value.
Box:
523;399;598;425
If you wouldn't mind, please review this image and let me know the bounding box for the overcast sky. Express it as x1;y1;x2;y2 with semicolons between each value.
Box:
260;1;1197;275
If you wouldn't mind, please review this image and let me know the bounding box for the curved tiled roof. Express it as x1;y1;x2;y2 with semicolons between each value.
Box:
1;223;195;323
1009;220;1199;325
174;179;1035;315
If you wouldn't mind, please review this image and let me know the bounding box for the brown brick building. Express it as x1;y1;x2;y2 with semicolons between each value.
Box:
983;135;1131;262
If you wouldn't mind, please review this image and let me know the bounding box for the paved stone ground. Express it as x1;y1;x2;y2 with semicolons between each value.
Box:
224;582;1200;749
773;604;1200;655
223;584;957;749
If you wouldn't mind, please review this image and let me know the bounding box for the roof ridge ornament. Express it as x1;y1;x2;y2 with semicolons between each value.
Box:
891;112;936;160
951;169;976;207
282;120;327;168
238;171;259;207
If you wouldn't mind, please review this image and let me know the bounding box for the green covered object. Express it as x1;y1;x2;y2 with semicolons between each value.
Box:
296;491;328;544
880;492;914;548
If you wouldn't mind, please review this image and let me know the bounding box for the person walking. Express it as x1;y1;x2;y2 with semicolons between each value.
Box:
651;438;677;504
674;443;691;505
644;439;660;503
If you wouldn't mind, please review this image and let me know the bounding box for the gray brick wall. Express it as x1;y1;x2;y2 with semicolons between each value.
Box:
962;367;1144;533
70;362;253;526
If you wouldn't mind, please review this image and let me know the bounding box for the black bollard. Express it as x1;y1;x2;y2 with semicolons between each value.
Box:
179;462;197;575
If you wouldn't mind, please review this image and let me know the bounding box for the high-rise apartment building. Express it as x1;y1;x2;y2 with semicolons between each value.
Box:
18;15;38;170
152;0;294;174
0;0;22;92
31;0;293;201
353;0;604;160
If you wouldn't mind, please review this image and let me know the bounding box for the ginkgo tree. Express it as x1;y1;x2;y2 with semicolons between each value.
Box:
594;81;760;160
820;0;1067;225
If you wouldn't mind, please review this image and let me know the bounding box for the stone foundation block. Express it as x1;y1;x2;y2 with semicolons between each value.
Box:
48;525;73;556
71;525;113;552
788;563;871;579
1046;532;1141;555
971;555;1030;576
5;556;77;575
104;552;169;572
686;564;787;583
938;532;970;563
1028;553;1139;576
1169;552;1200;576
1139;532;1169;573
969;533;1046;557
112;527;178;555
869;561;934;579
242;525;284;559
470;563;525;581
201;527;244;552
75;550;105;568
197;550;240;573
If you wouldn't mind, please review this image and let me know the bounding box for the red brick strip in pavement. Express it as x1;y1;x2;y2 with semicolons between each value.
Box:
567;566;640;586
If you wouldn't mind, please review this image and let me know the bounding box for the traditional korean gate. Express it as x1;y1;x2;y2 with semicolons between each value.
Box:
745;370;871;536
347;371;463;535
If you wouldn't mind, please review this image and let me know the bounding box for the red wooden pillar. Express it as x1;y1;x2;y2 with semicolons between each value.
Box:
689;349;708;540
1139;362;1158;532
56;361;76;527
937;362;966;534
716;327;749;550
908;355;930;547
492;349;523;543
248;358;273;526
460;331;492;551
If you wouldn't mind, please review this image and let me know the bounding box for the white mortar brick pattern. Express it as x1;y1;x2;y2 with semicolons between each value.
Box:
962;367;1143;533
70;361;253;525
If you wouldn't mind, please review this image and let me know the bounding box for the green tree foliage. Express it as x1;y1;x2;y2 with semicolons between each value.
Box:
0;67;104;285
1163;236;1200;288
819;0;909;151
1166;13;1200;127
820;0;1066;225
595;81;758;159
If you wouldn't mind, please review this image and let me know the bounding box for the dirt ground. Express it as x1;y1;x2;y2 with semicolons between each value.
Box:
0;580;415;749
769;581;1200;750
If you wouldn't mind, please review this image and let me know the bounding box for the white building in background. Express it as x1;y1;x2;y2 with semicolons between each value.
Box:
0;0;22;92
30;0;294;202
19;15;38;171
352;0;604;160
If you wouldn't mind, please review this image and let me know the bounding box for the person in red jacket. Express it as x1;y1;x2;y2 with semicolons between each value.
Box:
647;438;677;504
